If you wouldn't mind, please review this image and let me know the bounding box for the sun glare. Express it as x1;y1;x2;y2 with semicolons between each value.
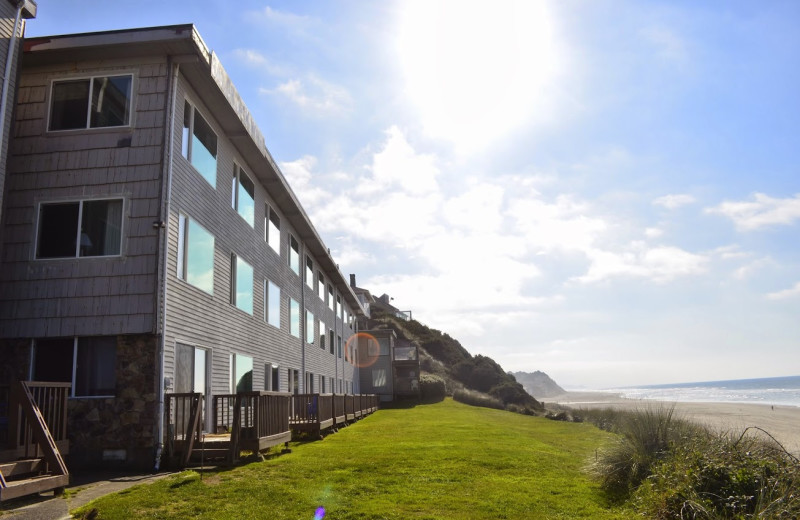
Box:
396;0;561;152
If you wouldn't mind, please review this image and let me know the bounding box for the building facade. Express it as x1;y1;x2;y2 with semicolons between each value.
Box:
0;25;362;469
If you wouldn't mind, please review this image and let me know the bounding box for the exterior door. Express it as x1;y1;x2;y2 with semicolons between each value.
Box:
175;343;209;430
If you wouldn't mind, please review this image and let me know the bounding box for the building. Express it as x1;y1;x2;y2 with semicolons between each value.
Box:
0;0;36;239
0;24;363;469
356;329;420;402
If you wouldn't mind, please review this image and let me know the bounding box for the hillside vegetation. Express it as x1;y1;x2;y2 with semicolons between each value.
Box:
74;400;629;519
366;309;543;411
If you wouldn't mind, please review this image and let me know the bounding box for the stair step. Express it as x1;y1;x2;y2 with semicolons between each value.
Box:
0;459;44;479
0;473;69;502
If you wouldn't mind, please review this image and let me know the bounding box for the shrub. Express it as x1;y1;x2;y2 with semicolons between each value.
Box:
419;374;447;403
452;388;504;410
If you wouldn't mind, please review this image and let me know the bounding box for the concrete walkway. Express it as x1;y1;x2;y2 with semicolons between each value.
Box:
0;471;173;520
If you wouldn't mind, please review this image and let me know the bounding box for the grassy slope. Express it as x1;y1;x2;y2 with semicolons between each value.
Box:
74;400;630;519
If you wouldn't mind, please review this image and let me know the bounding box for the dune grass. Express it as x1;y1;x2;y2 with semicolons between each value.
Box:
73;399;630;519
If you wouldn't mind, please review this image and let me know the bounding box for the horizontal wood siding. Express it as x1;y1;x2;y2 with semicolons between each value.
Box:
163;76;356;398
0;57;168;338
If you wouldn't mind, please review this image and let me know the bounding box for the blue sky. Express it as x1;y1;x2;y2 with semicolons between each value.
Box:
29;1;800;388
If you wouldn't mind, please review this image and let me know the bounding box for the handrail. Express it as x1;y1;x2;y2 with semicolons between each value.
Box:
10;382;68;477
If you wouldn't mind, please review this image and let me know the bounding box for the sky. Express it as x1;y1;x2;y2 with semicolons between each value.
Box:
28;1;800;389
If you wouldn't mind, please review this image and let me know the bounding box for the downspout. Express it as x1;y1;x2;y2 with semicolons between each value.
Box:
300;255;306;393
0;2;25;156
154;58;180;472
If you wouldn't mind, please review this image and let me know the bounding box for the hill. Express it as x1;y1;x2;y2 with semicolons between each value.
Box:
365;308;543;411
512;370;566;398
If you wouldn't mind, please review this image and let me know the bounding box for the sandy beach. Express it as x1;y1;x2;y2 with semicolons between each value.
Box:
547;392;800;456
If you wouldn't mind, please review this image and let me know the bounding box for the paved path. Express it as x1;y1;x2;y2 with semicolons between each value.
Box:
0;471;173;520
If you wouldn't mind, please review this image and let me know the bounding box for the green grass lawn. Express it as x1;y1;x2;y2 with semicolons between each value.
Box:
74;399;631;519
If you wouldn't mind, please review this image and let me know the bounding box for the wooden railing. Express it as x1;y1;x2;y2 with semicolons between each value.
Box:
332;394;346;423
1;381;70;501
290;393;333;425
2;382;70;458
164;392;203;466
215;392;292;462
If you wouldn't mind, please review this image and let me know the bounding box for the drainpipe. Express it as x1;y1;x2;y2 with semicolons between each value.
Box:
0;2;25;158
154;58;179;472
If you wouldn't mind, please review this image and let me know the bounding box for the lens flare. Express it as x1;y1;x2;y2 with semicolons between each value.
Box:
345;332;381;368
314;506;325;519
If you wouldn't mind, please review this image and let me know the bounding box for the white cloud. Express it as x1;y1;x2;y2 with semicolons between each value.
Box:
706;193;800;231
279;155;328;207
653;193;696;209
359;126;440;196
576;244;708;284
641;26;689;66
252;6;314;28
232;49;287;76
766;281;800;300
262;75;352;116
644;227;663;238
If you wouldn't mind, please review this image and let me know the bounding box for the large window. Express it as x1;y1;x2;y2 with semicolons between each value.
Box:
328;285;334;311
265;279;280;328
230;253;254;314
230;353;253;393
372;369;387;388
319;320;326;350
37;199;122;259
336;295;342;320
182;100;218;187
337;335;342;359
317;273;325;301
288;234;300;275
33;337;117;397
329;330;335;355
305;256;314;289
231;165;255;227
175;343;207;395
265;363;279;392
265;205;280;254
177;215;214;294
49;75;132;131
289;298;300;338
305;310;315;344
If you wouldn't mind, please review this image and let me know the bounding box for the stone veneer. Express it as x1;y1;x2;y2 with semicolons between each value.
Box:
0;334;160;470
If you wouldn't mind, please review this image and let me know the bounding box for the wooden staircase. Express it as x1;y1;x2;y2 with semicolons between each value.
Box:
0;381;70;502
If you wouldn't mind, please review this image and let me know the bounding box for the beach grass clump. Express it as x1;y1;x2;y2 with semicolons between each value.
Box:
589;404;694;494
632;427;800;519
452;387;505;410
586;405;800;518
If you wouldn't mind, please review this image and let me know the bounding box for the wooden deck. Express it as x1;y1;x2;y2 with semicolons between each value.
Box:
0;382;70;502
289;393;378;436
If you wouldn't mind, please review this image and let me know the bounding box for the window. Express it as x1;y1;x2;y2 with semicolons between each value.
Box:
177;215;214;294
289;298;300;338
344;307;349;326
305;309;315;344
372;369;387;388
320;375;326;393
49;75;132;131
306;372;314;393
319;320;326;350
329;330;335;355
182;100;218;187
305;256;314;289
230;254;254;314
37;199;123;259
175;343;207;394
33;337;117;397
328;285;334;311
336;295;342;320
265;279;280;328
230;353;253;393
265;205;280;254
288;234;300;275
317;273;325;301
265;363;279;392
289;368;299;395
337;335;342;359
231;165;255;227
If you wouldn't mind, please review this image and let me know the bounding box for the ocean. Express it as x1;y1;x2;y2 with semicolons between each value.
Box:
604;375;800;408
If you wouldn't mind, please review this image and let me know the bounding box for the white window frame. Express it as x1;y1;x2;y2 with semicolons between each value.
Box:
177;214;215;295
47;74;134;132
35;198;124;260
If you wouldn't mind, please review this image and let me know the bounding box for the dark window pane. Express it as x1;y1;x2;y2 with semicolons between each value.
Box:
191;110;217;186
37;203;79;258
90;75;131;128
50;80;89;130
80;200;122;257
33;338;74;383
75;337;116;396
182;101;191;158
